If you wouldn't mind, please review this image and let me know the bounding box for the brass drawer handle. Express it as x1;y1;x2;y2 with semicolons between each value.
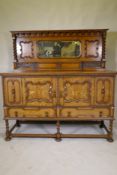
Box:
99;111;103;117
45;112;49;117
67;112;71;117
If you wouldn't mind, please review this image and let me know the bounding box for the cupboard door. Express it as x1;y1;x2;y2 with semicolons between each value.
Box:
4;78;22;106
95;77;113;105
23;78;57;106
59;77;94;106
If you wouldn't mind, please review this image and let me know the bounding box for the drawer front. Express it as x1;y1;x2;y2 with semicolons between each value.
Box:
38;63;56;69
4;78;22;106
4;108;57;118
59;108;111;119
61;63;80;70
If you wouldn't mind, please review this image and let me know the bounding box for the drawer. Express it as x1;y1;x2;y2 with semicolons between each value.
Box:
38;63;80;70
4;107;57;119
39;63;56;69
59;108;112;119
61;63;80;70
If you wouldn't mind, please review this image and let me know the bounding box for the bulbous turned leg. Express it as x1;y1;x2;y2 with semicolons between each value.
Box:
55;133;62;142
107;120;114;143
99;121;104;128
16;120;21;127
5;120;12;141
5;135;12;141
55;121;62;142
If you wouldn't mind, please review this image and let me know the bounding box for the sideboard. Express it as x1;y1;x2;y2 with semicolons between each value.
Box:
0;29;116;141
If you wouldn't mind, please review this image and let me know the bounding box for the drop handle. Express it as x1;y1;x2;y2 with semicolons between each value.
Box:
99;111;103;117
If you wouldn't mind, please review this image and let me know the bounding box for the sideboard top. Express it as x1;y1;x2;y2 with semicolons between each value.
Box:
0;69;116;76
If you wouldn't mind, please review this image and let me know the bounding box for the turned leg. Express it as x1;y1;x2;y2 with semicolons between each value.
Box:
55;121;62;142
107;120;114;142
5;120;12;141
99;120;104;128
16;120;21;127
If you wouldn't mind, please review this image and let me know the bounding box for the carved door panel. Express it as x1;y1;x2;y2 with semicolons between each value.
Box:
4;78;22;106
95;77;113;105
23;78;57;106
59;77;94;106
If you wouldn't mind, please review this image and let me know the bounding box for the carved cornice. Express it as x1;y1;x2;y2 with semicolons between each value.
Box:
11;29;108;38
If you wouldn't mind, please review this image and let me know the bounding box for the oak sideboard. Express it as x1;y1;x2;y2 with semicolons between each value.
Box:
0;29;116;141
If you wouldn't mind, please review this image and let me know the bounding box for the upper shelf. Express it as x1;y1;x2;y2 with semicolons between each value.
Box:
11;29;108;70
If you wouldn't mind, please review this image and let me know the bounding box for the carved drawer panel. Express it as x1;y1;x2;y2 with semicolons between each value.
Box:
23;78;57;106
38;63;57;69
4;78;22;106
61;63;80;70
59;77;94;106
95;77;114;105
59;108;111;119
5;107;57;118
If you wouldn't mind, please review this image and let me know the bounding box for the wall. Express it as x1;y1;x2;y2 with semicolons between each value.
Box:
0;0;117;125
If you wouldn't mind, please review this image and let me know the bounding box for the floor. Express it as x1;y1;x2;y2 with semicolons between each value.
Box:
0;121;117;175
